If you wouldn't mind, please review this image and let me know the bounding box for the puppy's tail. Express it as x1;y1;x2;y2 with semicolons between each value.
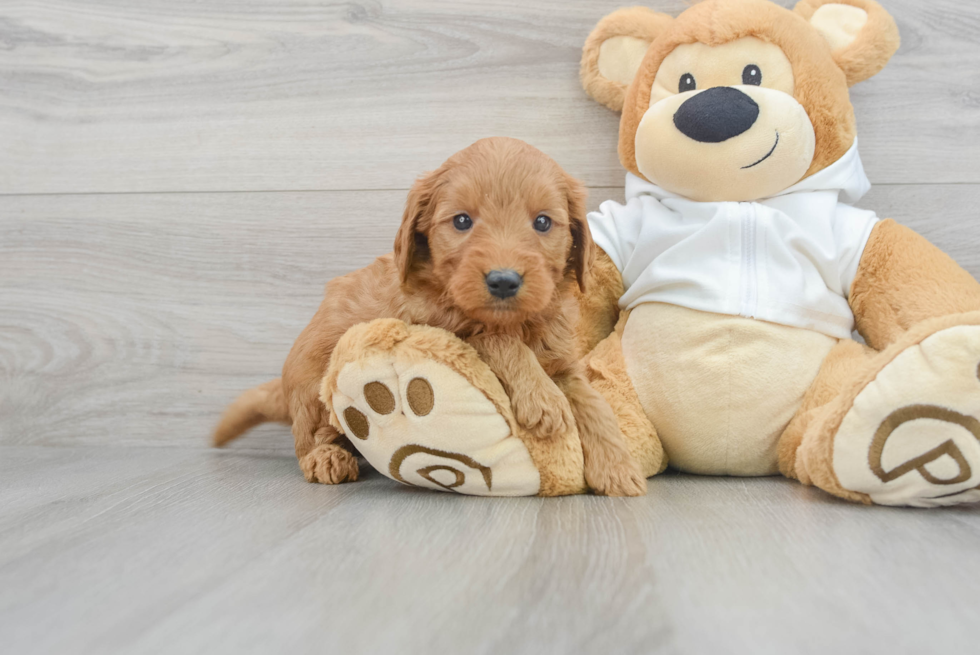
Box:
212;378;291;447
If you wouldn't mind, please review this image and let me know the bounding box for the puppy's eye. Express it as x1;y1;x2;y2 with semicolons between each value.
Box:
453;214;473;231
532;215;552;233
742;65;762;86
679;73;696;93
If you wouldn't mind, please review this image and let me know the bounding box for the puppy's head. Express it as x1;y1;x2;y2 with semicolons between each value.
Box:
394;137;592;327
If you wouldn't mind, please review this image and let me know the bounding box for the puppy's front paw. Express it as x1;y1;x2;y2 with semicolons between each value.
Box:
511;385;574;438
585;441;647;497
300;444;359;485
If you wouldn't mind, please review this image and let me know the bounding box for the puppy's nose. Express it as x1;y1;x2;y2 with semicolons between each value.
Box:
485;269;523;299
673;86;759;143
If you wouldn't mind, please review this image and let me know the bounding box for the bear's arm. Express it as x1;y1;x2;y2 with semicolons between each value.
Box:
849;218;980;350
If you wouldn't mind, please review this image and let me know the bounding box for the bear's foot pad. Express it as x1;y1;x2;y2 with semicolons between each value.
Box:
834;324;980;507
330;354;542;496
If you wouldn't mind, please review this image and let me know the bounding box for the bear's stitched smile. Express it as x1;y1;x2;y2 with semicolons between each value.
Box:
742;131;780;169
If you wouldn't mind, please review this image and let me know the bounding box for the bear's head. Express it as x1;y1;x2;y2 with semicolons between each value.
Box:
581;0;899;202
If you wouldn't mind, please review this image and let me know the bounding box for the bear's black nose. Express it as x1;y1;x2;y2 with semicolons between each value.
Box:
485;269;523;299
673;87;760;143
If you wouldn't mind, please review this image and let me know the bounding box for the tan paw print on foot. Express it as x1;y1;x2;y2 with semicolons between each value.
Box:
834;324;980;507
329;356;541;496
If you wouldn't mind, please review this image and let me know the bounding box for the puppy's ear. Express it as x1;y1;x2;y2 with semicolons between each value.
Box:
581;7;673;112
795;0;899;86
564;174;594;293
394;168;441;283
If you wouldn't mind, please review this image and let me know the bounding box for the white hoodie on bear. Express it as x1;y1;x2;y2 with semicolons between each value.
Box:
587;141;879;339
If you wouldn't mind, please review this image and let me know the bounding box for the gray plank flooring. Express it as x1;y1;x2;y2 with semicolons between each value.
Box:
2;1;980;653
2;0;979;193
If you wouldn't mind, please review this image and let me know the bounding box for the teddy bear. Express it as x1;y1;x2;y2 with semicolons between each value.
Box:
574;0;980;507
321;0;980;506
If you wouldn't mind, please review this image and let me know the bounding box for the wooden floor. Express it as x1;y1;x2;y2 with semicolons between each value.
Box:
2;1;979;653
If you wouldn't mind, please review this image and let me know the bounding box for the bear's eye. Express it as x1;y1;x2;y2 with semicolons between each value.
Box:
742;65;762;86
678;73;696;93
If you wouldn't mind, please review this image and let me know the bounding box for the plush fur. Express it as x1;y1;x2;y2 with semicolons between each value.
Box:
795;0;900;86
580;7;675;112
849;219;980;349
213;137;645;496
572;248;624;356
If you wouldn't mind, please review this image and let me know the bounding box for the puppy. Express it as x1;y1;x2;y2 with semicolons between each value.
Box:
214;137;646;496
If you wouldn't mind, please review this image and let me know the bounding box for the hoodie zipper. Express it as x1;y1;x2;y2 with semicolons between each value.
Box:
738;203;759;318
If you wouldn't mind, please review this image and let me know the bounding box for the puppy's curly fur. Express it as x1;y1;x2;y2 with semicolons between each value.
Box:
214;137;645;496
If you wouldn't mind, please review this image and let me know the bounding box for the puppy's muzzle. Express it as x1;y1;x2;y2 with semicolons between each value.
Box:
485;269;523;299
673;87;760;143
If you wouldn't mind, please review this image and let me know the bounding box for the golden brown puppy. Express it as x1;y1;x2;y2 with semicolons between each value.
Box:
214;137;646;496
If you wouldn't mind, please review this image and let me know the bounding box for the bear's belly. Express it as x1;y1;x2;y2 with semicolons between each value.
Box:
622;303;837;476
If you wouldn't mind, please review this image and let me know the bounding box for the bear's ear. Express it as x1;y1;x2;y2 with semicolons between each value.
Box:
795;0;900;86
581;7;673;112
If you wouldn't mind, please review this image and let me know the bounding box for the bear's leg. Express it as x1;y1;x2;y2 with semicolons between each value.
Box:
777;340;874;498
323;319;588;497
780;312;980;506
581;314;668;479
